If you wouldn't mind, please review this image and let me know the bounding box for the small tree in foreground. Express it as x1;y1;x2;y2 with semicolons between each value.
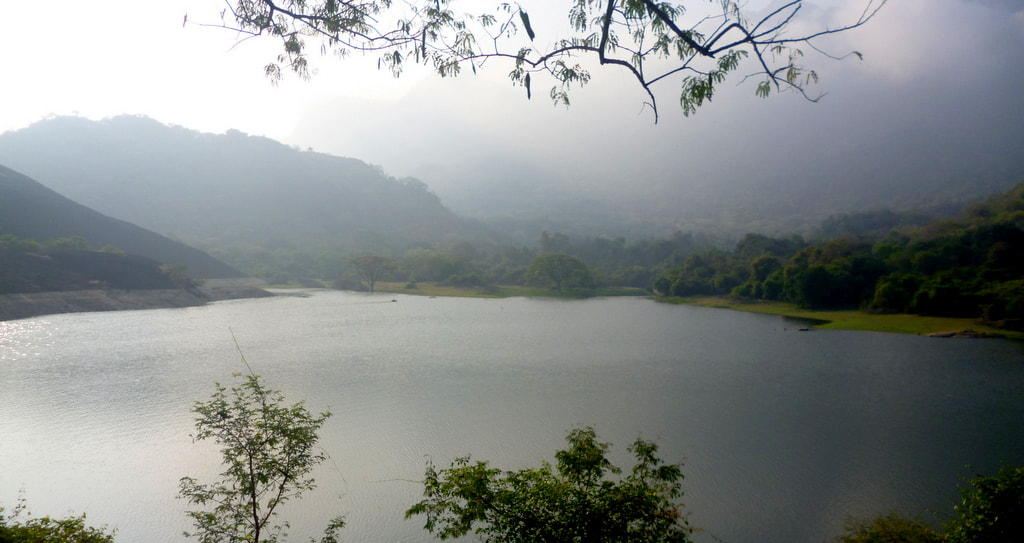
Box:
178;373;344;543
406;426;690;542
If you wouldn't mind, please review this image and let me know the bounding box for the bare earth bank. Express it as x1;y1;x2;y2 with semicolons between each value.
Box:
0;279;272;322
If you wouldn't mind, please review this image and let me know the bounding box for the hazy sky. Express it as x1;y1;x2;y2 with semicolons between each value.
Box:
3;0;1023;221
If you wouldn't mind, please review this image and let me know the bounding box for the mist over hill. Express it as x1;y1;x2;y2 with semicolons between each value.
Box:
0;116;488;256
3;113;1020;273
411;102;1024;240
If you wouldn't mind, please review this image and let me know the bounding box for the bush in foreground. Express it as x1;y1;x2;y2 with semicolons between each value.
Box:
0;498;114;543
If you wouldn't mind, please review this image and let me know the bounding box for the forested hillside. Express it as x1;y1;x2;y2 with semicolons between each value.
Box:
653;181;1024;329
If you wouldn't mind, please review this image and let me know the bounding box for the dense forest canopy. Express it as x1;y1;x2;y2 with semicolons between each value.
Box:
653;181;1024;329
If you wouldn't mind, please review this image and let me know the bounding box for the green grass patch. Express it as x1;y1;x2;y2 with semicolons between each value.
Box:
375;282;505;298
263;280;330;289
673;296;1023;338
374;282;647;300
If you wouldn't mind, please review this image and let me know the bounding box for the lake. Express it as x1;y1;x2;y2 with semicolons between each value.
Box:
2;290;1023;543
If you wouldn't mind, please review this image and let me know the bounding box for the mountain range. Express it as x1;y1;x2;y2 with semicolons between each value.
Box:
0;116;483;255
1;115;1022;282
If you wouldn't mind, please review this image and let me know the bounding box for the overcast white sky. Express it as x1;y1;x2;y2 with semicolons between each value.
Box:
2;0;1023;220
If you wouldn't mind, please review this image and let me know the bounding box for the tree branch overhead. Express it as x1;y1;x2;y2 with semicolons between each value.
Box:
201;0;888;121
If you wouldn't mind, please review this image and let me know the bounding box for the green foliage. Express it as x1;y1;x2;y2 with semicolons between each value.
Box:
97;245;125;255
945;466;1024;543
780;244;888;309
400;248;475;283
837;466;1024;543
178;373;344;543
44;235;89;253
0;498;114;543
868;273;922;313
834;511;941;543
525;252;594;292
406;427;691;543
207;228;704;292
655;181;1024;325
750;254;782;282
0;234;42;253
909;271;984;317
215;0;885;120
829;466;1024;543
979;279;1024;328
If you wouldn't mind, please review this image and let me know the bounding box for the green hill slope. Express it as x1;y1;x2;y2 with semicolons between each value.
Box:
0;165;242;278
0;248;179;293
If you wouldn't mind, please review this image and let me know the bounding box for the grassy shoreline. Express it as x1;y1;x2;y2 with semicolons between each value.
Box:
373;282;648;299
672;295;1024;339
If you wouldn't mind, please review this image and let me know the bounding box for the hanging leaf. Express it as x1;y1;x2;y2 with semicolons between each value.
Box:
520;10;536;41
525;72;532;99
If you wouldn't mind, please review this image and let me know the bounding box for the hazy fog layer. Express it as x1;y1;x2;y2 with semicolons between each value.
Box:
2;0;1023;233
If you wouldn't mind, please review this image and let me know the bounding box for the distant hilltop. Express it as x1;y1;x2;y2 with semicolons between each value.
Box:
0;115;479;254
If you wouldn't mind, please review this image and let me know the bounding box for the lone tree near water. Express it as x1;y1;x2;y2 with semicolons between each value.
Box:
349;254;396;293
179;372;345;543
197;0;887;121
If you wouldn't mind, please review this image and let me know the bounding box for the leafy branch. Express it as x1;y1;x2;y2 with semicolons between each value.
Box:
195;0;887;121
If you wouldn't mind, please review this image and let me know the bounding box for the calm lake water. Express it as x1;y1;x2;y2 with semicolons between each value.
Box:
2;290;1023;543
